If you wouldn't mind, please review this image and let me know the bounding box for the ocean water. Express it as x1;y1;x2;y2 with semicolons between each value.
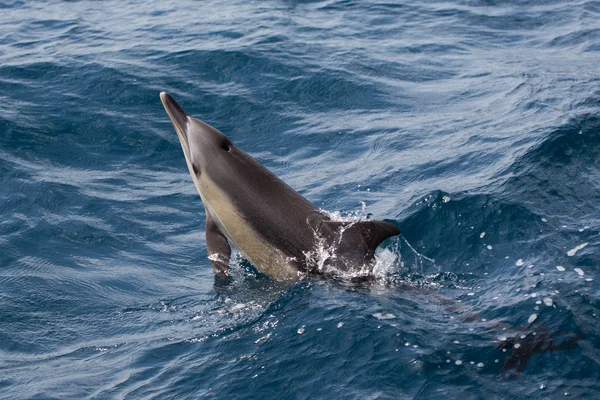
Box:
1;0;599;398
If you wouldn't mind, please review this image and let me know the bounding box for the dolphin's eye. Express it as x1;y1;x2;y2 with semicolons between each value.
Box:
221;141;231;152
192;164;200;175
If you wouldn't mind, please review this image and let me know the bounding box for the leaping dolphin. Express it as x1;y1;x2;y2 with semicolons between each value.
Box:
160;92;400;280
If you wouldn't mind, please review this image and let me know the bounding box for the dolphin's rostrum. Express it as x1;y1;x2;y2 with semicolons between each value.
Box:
160;92;400;280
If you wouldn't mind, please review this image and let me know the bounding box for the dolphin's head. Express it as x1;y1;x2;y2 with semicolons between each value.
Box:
160;92;236;185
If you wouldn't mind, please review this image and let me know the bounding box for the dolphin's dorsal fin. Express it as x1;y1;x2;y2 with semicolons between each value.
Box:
322;220;401;256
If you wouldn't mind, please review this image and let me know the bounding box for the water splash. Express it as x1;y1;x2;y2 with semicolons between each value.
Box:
303;203;438;282
320;201;369;222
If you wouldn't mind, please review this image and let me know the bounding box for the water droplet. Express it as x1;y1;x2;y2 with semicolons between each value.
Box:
567;243;588;257
480;232;486;239
574;268;584;276
516;259;524;266
528;314;538;323
337;322;344;328
455;360;463;365
556;266;565;272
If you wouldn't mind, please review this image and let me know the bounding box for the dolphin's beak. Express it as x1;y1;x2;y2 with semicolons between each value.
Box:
160;92;189;144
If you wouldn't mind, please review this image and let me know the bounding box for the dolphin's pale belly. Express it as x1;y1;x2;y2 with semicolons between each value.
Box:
196;175;300;280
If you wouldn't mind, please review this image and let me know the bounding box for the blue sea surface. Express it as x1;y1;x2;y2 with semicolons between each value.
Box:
1;0;599;398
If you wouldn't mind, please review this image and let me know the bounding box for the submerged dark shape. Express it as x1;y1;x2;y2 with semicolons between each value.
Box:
160;92;400;280
499;330;579;380
457;304;579;379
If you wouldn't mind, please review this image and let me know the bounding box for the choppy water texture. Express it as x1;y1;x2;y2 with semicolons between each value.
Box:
1;0;599;398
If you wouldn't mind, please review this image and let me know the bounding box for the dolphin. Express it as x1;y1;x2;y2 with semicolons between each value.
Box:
160;92;400;280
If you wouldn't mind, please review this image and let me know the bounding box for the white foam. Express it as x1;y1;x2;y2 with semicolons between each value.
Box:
516;259;524;266
567;243;588;257
373;312;396;320
574;268;584;276
556;265;565;272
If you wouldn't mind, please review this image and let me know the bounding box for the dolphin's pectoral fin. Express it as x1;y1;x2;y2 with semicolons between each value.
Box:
322;220;401;257
205;213;231;278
